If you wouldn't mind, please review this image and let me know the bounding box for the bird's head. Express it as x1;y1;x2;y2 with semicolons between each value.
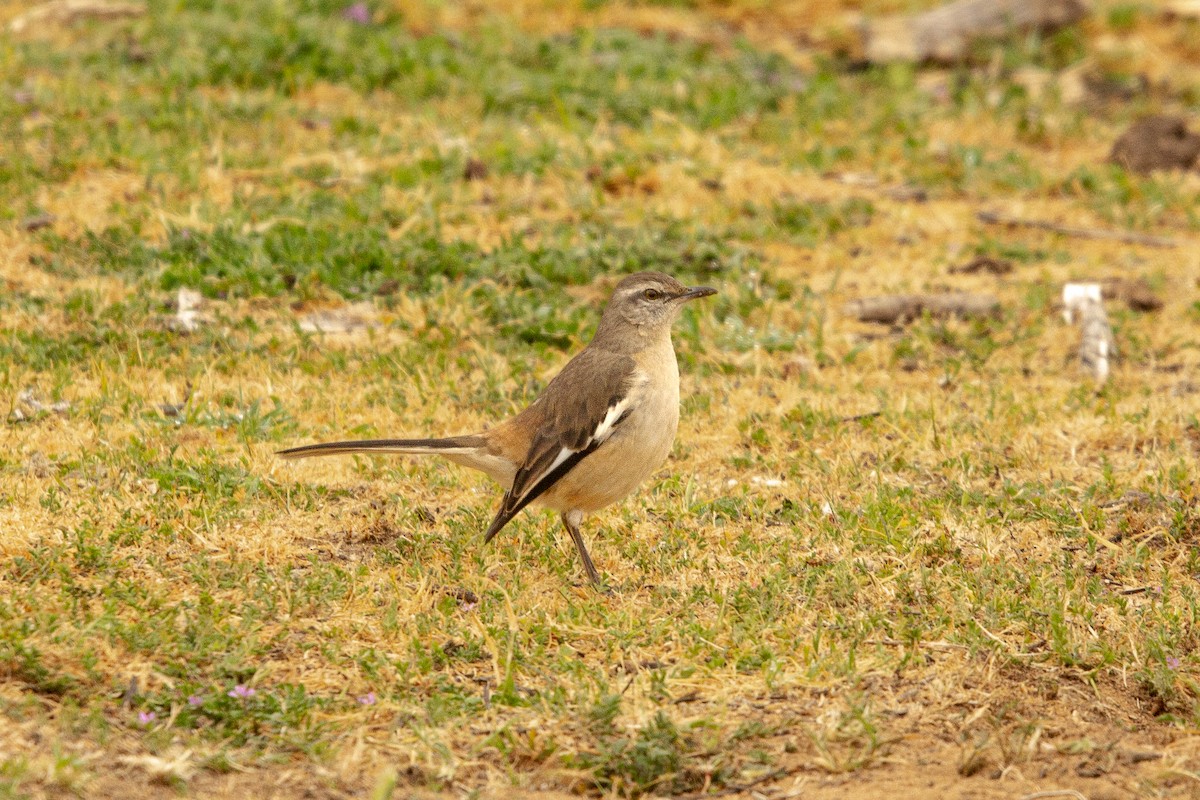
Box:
601;271;717;332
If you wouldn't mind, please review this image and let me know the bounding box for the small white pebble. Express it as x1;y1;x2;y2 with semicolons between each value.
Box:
1062;282;1102;324
750;476;784;488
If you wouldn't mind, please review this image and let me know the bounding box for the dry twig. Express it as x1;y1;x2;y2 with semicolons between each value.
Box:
9;0;144;31
861;0;1089;63
949;255;1013;275
866;638;969;651
844;292;1000;324
978;210;1177;248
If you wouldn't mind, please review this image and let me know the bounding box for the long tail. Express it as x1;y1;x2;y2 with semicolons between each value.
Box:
277;436;486;460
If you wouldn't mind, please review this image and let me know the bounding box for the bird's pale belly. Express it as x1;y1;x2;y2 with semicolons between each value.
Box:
539;390;679;514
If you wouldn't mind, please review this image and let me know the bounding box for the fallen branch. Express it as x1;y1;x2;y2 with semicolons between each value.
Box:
949;255;1012;275
826;171;928;202
1166;0;1200;19
978;210;1177;248
9;0;145;32
844;292;1000;324
20;213;55;232
861;0;1090;64
865;637;969;651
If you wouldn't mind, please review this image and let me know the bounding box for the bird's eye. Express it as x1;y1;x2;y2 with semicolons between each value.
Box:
642;289;662;301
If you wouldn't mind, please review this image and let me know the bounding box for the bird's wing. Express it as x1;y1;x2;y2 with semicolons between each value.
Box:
483;349;639;542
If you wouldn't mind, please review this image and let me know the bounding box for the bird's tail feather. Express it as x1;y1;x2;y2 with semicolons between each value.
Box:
277;436;485;460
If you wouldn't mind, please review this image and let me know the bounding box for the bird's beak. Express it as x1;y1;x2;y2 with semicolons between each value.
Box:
676;286;718;302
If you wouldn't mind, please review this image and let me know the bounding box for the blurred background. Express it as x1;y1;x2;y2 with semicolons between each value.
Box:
3;1;1200;798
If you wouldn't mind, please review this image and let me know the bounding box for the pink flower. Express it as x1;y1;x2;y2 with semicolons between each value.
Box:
357;692;377;706
228;684;256;699
137;711;156;725
341;2;370;24
1167;656;1181;670
187;694;203;707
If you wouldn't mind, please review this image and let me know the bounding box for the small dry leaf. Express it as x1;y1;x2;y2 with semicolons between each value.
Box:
1101;276;1163;312
462;158;489;181
781;355;815;380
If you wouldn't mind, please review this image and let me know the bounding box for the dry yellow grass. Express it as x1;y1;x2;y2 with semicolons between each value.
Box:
3;0;1200;798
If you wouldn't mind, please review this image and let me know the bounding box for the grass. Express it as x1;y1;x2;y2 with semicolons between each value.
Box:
2;0;1200;797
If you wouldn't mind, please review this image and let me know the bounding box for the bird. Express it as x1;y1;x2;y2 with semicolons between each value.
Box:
277;271;717;586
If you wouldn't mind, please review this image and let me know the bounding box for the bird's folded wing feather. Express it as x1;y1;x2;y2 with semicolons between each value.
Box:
483;349;638;541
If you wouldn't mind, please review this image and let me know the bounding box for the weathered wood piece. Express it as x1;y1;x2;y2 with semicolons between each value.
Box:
862;0;1090;64
844;293;1000;324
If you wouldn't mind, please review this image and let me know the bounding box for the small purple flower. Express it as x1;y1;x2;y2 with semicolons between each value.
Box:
341;2;370;24
137;711;156;725
228;684;256;699
1167;656;1181;670
188;694;203;707
357;692;376;706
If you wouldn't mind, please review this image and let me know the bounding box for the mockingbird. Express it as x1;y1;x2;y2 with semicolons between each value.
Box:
279;271;716;586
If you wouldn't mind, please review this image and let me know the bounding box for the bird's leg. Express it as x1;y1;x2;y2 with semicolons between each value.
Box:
561;510;602;586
